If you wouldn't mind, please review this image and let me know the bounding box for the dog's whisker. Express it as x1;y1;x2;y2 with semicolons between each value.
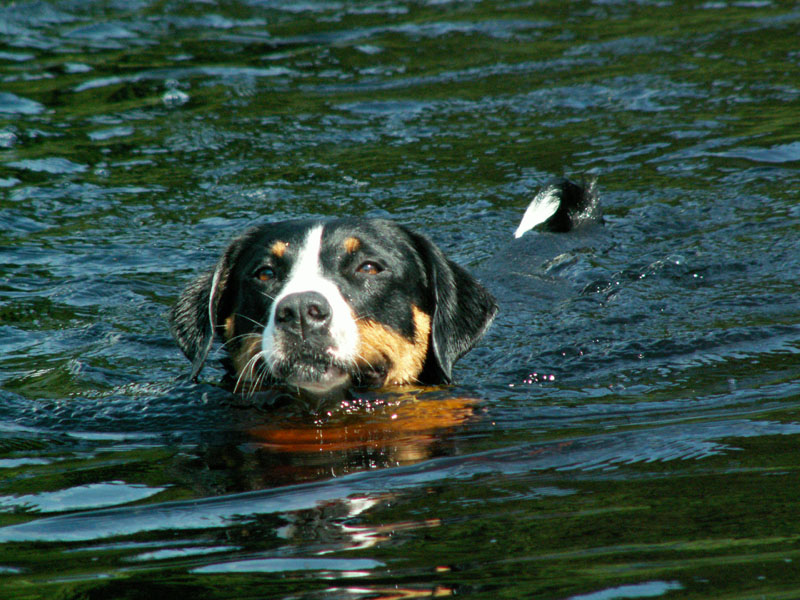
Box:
353;352;380;377
234;350;263;394
236;314;268;329
354;352;374;370
250;353;269;394
251;354;275;398
232;359;249;394
219;331;261;352
248;352;274;395
247;356;265;397
253;361;271;397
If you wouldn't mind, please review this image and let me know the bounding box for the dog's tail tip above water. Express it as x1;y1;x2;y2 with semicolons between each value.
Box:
513;177;601;239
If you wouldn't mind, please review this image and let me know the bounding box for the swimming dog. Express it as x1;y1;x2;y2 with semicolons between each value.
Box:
170;178;597;398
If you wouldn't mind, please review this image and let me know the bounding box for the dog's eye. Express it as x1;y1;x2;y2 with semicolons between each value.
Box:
356;261;383;275
255;266;275;282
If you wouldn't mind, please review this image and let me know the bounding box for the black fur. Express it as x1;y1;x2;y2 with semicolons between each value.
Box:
170;227;262;381
542;177;600;232
404;228;498;384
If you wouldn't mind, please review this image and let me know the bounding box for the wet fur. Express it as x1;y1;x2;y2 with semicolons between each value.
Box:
170;219;498;394
170;179;598;397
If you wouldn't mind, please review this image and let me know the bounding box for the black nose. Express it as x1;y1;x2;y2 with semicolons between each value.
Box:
274;291;332;338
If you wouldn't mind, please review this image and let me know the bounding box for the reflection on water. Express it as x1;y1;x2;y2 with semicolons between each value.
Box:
249;394;477;454
180;391;479;490
2;0;800;598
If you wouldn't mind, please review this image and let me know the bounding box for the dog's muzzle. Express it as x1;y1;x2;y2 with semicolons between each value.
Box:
270;291;351;394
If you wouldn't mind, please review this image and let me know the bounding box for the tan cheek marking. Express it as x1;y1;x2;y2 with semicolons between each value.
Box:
230;334;263;390
356;306;432;386
343;236;361;254
223;315;236;340
271;240;288;258
222;315;264;390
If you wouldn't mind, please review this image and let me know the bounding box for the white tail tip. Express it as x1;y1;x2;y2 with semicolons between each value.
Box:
513;187;561;239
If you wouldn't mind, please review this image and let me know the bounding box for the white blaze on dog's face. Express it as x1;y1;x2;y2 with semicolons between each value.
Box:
260;225;358;393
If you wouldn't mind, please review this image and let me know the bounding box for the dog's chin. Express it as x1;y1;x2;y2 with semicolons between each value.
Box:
266;349;393;401
280;361;353;397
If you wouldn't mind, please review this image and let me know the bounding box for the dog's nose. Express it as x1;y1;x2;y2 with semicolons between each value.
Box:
274;291;332;338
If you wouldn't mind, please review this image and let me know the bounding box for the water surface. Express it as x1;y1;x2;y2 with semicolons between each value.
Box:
1;1;800;598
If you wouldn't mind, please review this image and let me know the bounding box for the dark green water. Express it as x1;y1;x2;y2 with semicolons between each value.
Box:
1;1;800;598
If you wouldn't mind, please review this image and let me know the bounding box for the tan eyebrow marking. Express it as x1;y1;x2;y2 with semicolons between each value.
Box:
343;236;361;254
270;240;288;258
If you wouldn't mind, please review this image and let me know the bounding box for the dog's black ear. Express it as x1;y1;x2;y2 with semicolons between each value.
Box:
169;237;245;381
406;229;498;384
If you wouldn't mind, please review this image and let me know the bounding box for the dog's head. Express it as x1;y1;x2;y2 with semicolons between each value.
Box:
170;218;497;397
